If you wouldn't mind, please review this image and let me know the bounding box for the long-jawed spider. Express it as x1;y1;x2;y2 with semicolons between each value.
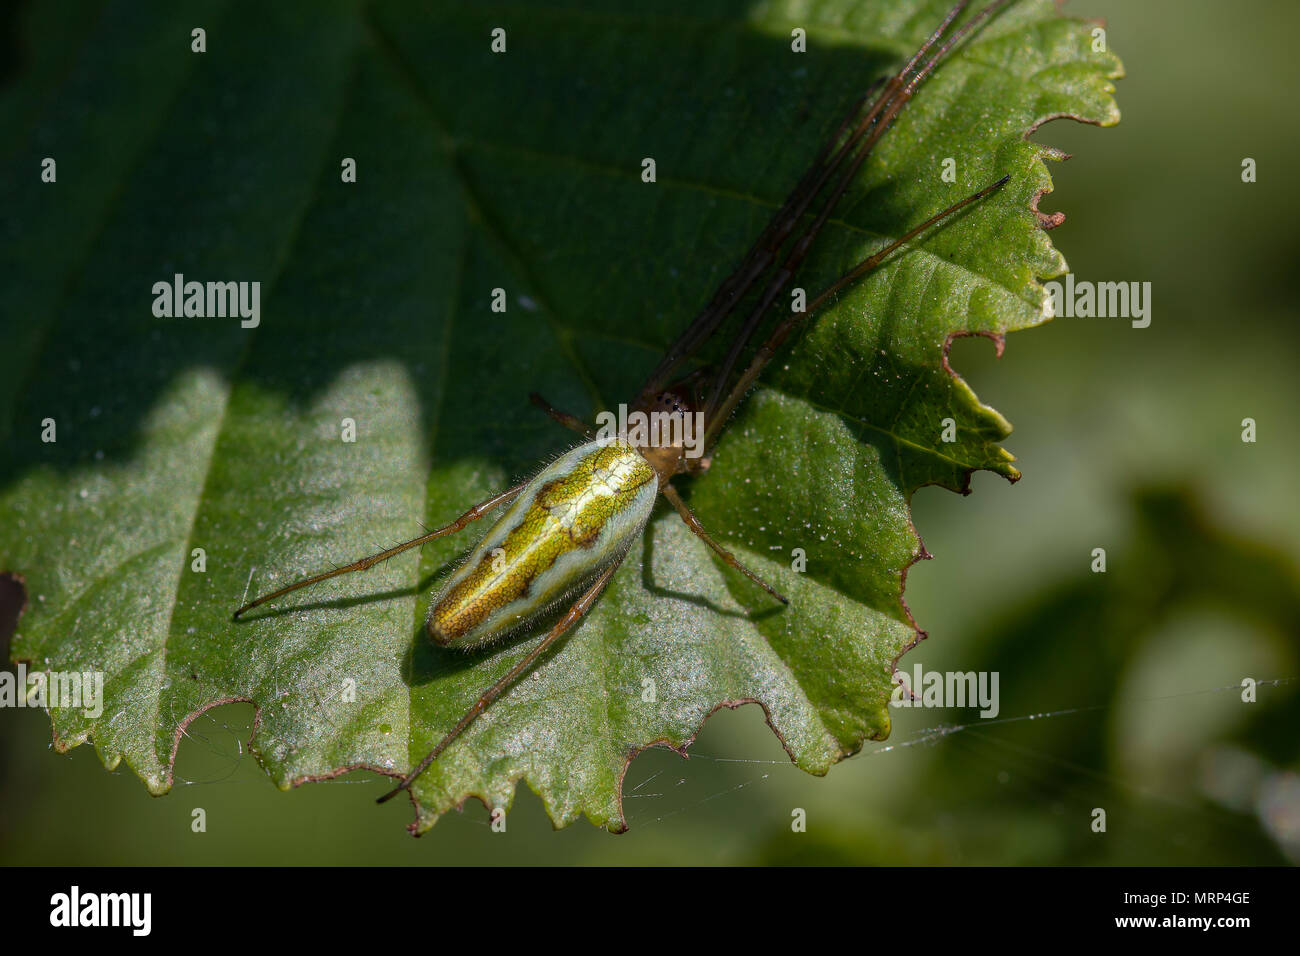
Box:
232;0;1015;805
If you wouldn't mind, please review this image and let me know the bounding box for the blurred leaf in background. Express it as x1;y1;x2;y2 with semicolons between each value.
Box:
754;484;1299;864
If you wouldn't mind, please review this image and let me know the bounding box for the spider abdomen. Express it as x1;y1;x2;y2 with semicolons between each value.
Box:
427;440;657;648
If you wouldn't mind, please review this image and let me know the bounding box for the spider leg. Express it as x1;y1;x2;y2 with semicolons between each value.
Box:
702;0;1015;420
702;175;1010;452
662;483;787;605
529;392;596;438
232;482;528;619
636;2;983;401
376;557;623;803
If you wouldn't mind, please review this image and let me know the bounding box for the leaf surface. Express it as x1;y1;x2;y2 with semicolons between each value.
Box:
0;0;1121;832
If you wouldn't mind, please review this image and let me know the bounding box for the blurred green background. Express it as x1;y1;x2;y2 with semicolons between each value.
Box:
2;0;1297;865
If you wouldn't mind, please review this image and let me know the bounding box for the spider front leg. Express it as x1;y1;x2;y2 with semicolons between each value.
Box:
702;174;1011;453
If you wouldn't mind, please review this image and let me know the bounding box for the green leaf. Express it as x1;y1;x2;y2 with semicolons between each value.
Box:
0;0;1121;833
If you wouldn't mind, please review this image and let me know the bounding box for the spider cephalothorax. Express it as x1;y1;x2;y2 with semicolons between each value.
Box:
628;380;708;483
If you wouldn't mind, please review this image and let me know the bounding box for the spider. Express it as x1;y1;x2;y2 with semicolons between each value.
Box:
232;0;1014;805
